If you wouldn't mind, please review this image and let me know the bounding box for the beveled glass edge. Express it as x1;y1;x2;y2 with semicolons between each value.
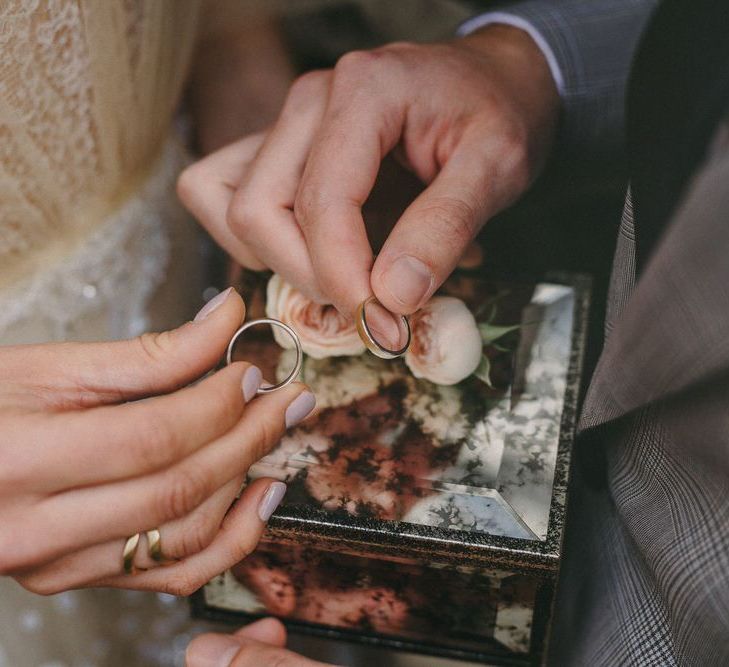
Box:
190;576;555;666
256;271;592;574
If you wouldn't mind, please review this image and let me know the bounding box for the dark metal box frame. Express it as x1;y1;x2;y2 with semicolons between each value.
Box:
192;272;591;666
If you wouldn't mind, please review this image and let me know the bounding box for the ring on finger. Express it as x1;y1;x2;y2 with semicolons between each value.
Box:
356;296;411;359
122;533;141;575
146;529;163;563
145;529;177;566
123;529;173;574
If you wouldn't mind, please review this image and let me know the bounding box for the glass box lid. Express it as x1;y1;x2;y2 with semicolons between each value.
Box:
233;271;590;574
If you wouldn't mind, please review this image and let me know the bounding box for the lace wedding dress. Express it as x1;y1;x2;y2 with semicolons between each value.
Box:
0;2;212;665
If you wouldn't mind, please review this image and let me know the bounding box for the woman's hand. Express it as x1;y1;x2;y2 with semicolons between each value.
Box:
0;288;316;595
187;619;332;667
178;26;559;317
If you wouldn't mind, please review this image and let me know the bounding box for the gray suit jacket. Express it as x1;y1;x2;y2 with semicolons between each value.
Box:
484;0;659;152
562;122;729;667
484;1;729;664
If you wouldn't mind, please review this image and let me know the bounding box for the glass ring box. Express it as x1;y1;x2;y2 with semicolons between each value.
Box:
192;269;590;666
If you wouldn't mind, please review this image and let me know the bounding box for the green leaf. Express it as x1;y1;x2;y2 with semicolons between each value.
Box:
475;301;497;323
478;323;521;345
473;289;511;320
473;354;493;388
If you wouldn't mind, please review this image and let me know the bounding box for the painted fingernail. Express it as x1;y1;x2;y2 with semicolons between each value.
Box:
188;634;241;667
258;481;287;522
285;391;316;429
241;366;263;402
381;255;433;311
194;287;233;322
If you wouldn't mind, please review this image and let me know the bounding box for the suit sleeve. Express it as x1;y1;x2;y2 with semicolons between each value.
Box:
460;0;658;155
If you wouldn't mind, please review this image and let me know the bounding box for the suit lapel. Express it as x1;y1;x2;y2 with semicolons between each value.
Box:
580;136;729;430
627;0;729;271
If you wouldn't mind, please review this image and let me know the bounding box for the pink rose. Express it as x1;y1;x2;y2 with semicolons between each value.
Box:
405;296;482;385
266;274;365;359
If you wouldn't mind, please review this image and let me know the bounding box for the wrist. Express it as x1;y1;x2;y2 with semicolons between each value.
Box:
458;25;560;170
460;24;559;103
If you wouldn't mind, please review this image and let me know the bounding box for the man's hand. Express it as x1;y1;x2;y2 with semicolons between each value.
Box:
186;618;333;666
179;26;559;317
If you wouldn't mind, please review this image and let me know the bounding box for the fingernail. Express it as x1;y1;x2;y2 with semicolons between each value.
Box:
285;391;316;429
241;366;263;402
258;481;287;522
381;255;433;310
194;287;233;322
363;299;405;350
188;635;240;667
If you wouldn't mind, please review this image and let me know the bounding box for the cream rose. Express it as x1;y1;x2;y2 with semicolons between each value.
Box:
405;296;482;385
266;274;365;359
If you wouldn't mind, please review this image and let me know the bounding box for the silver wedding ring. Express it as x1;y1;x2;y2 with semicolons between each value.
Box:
226;318;303;394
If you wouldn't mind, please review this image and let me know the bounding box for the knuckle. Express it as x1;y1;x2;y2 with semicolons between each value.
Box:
220;366;250;417
239;541;256;562
247;413;282;463
160;466;209;520
229;647;291;667
160;570;201;597
226;194;261;238
131;332;201;385
284;70;330;111
176;164;202;208
237;417;280;473
421;196;478;246
267;652;304;667
206;376;243;434
383;40;417;52
292;188;309;227
187;635;232;665
15;573;61;596
335;49;384;78
177;514;218;558
194;366;246;428
495;124;531;185
135;331;174;368
499;122;529;154
293;183;331;232
511;160;531;194
0;527;33;575
0;552;15;577
238;253;267;272
0;437;24;492
0;460;14;491
231;533;256;563
129;416;180;470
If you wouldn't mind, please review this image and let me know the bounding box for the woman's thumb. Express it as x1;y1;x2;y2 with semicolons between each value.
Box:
9;287;245;408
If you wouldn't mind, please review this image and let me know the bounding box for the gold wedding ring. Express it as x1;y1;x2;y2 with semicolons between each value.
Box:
146;529;163;563
226;318;303;393
356;296;411;359
122;533;141;575
123;529;167;574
